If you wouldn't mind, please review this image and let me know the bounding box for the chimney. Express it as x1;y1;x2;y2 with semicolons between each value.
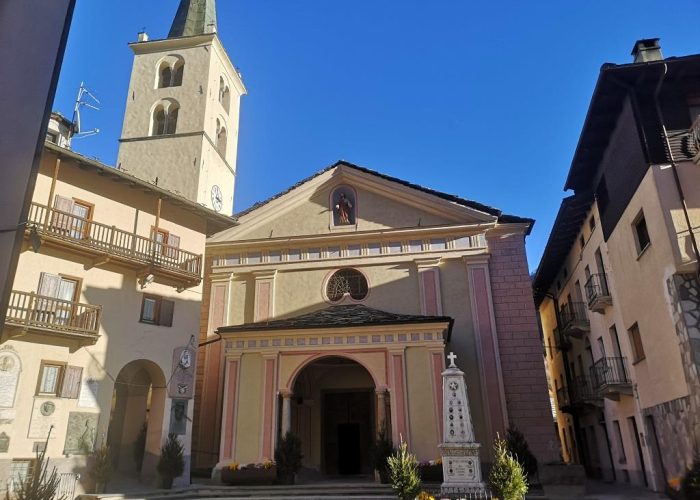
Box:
631;38;663;63
137;31;149;42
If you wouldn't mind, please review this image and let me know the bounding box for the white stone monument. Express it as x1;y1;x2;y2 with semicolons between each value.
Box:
439;352;485;496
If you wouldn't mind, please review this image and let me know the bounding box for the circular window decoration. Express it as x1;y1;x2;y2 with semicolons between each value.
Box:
326;269;368;302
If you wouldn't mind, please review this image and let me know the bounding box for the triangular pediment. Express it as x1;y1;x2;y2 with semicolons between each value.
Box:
210;162;515;243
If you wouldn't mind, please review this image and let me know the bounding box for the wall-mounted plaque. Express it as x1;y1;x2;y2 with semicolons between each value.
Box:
63;412;98;454
169;346;195;399
28;399;59;439
0;351;21;408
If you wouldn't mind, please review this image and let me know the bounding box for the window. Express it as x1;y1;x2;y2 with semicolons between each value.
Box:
628;322;645;363
172;60;184;86
157;57;184;88
150;100;180;136
158;63;172;89
215;119;227;157
36;272;82;325
35;361;82;398
9;460;35;492
140;294;175;327
326;269;368;302
46;132;59;144
633;211;650;255
52;195;94;239
219;77;231;113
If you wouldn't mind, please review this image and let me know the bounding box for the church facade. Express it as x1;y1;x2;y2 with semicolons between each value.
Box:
194;162;559;476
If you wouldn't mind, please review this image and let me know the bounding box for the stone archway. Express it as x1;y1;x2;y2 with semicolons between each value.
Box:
106;359;167;483
285;356;382;477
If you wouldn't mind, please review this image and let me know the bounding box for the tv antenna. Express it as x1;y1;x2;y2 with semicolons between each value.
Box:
69;82;100;142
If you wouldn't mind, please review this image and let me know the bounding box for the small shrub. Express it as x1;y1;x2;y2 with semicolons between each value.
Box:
489;436;528;500
5;435;63;500
682;452;700;499
157;433;185;489
387;440;421;500
506;425;538;480
88;442;113;493
274;432;303;485
370;425;394;483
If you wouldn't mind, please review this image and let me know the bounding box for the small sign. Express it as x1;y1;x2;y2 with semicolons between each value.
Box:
0;432;9;453
169;346;195;399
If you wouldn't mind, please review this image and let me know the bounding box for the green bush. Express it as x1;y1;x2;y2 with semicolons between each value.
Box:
274;432;303;485
506;425;538;479
157;433;185;489
387;440;421;500
682;451;700;499
5;435;63;500
489;436;528;500
370;425;395;484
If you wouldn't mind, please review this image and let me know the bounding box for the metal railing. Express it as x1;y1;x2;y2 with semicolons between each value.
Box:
569;376;599;404
56;473;80;500
27;203;202;278
584;273;610;304
590;357;630;390
5;290;101;338
691;116;700;156
560;301;589;328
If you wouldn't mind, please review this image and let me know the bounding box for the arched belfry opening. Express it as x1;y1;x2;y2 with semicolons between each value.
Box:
285;356;384;477
106;360;168;483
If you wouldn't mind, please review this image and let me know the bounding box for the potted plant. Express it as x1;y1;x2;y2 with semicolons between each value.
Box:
489;436;528;500
157;433;185;489
387;440;421;500
220;460;277;485
9;433;62;500
274;432;302;485
88;442;113;494
370;425;394;484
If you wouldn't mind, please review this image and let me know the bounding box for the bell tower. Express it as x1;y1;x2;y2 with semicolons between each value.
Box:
116;0;245;216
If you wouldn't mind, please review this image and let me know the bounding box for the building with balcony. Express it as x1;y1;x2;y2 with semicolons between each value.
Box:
533;39;700;492
0;0;239;491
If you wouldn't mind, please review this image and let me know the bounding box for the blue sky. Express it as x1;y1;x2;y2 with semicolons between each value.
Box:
52;0;700;271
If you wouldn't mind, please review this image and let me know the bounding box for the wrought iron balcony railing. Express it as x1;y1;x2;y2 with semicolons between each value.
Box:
585;273;612;312
590;357;632;399
5;290;101;341
27;203;202;285
557;377;602;414
559;301;590;338
691;116;700;164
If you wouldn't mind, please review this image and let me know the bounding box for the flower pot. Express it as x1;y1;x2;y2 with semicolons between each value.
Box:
222;466;278;486
160;475;175;489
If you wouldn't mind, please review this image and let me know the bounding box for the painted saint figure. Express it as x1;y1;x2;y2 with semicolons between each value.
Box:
335;192;354;225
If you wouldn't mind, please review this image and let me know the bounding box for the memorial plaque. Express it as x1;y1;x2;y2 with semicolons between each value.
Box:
63;412;98;454
28;399;59;439
78;379;98;408
169;346;195;399
0;432;9;453
169;399;188;435
0;351;21;408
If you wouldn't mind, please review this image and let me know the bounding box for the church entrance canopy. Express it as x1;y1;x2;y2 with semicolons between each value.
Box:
214;305;453;476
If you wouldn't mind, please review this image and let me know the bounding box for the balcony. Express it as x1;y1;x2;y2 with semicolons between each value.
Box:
585;274;612;313
558;377;603;414
554;327;571;352
26;203;202;289
590;357;633;400
559;301;590;339
4;290;101;346
691;116;700;165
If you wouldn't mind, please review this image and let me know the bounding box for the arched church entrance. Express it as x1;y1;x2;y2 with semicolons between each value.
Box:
287;356;383;477
106;359;167;482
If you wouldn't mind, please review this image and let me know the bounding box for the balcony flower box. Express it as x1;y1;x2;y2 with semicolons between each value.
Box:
221;461;277;486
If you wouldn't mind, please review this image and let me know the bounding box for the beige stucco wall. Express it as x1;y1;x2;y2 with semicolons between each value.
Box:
0;152;212;491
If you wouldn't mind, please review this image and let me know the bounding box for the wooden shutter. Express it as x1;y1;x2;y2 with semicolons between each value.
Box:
52;195;74;231
166;234;180;260
38;273;61;298
159;299;174;327
60;366;83;399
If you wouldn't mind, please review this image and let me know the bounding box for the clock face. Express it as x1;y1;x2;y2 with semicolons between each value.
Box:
211;185;223;212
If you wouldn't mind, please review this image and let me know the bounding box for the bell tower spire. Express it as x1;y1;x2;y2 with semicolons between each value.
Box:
168;0;217;38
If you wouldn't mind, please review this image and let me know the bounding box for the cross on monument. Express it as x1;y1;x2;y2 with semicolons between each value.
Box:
447;351;457;368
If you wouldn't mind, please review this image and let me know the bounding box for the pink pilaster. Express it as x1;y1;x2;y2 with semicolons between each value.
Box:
430;351;445;441
221;358;239;460
260;357;277;459
389;352;409;444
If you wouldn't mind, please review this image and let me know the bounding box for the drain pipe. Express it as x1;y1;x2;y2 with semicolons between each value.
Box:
653;63;700;278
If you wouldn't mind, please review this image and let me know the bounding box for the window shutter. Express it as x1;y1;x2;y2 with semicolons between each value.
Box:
159;299;174;327
52;195;74;231
38;273;61;298
60;366;82;399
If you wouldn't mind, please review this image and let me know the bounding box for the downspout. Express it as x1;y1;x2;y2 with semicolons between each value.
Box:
653;63;700;278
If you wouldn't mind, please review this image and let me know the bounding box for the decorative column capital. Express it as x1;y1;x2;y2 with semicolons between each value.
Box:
279;389;293;399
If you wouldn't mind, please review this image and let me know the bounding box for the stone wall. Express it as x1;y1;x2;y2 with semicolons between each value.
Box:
642;396;693;484
488;233;559;462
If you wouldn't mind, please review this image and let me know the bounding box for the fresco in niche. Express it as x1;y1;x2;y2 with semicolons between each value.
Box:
332;187;356;226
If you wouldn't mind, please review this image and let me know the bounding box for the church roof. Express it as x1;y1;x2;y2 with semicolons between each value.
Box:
168;0;217;38
218;304;454;340
234;160;533;232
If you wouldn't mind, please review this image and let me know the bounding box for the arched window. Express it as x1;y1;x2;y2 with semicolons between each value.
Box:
166;104;179;134
172;60;184;86
151;105;166;136
216;123;227;157
150;100;179;136
218;77;225;102
326;269;368;302
219;77;231;114
158;63;172;89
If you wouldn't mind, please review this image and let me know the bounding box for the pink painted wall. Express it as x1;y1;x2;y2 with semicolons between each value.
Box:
487;233;558;462
422;270;439;316
261;358;276;459
391;353;408;444
222;359;239;460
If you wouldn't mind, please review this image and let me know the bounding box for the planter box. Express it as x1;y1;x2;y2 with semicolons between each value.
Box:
419;464;443;483
221;466;277;486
